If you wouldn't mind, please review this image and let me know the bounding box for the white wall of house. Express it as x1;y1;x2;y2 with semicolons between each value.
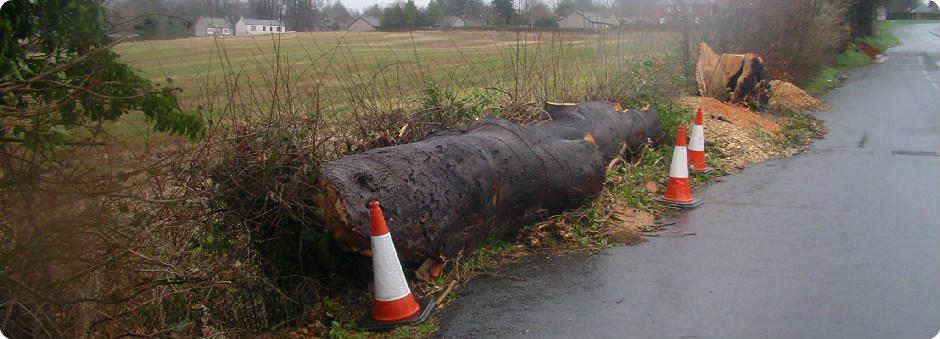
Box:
558;13;589;29
235;19;249;35
235;19;286;35
194;17;232;37
452;18;466;27
348;19;377;32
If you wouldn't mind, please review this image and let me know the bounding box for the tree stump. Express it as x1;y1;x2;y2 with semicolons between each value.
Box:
695;42;770;110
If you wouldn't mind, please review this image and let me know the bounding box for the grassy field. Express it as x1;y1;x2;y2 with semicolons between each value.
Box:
114;30;684;114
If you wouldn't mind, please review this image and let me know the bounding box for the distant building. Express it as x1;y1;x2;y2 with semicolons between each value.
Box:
235;17;286;35
440;16;466;28
558;11;619;30
194;17;232;36
911;2;940;20
462;17;485;27
653;0;715;26
348;16;381;32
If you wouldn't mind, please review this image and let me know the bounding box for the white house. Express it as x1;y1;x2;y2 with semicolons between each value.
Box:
558;11;619;30
194;17;233;36
348;16;381;32
235;17;286;35
440;16;466;28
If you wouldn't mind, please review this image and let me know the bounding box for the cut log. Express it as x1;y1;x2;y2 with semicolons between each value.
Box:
317;101;663;262
695;42;770;110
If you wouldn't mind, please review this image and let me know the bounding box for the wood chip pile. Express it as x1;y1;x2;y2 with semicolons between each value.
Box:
681;96;796;171
768;80;832;113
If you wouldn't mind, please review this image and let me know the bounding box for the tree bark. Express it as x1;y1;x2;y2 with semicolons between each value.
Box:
317;101;664;262
695;42;770;110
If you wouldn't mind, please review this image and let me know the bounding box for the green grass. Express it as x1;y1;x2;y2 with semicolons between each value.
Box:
802;19;939;95
802;45;872;94
803;43;875;95
857;19;937;51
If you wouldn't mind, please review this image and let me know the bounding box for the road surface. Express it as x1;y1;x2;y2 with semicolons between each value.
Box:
437;23;940;339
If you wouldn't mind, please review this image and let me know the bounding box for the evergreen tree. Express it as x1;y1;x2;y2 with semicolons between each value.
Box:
0;0;203;150
363;4;383;17
382;5;405;27
403;0;419;27
554;0;575;17
426;0;444;24
492;0;515;24
327;0;352;24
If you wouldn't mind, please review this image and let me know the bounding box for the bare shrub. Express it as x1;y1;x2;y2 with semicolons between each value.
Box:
2;28;698;338
708;0;851;83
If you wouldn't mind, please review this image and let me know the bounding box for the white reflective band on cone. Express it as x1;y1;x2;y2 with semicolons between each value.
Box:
669;146;689;178
371;233;412;301
689;125;705;151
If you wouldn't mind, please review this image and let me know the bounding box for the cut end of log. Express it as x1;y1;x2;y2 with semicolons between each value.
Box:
317;177;370;255
695;42;770;110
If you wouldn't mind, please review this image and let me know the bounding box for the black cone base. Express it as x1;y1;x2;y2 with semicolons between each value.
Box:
361;297;436;331
693;167;716;174
654;196;703;209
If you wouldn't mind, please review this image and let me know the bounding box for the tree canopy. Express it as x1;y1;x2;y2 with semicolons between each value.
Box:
426;0;444;24
0;0;203;151
382;5;406;27
554;0;576;17
492;0;516;24
403;0;419;26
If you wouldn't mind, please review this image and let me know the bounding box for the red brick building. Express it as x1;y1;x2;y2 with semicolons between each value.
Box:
653;0;716;26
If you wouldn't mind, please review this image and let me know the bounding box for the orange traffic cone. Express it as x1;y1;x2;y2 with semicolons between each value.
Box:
687;108;715;173
655;126;703;209
361;200;435;331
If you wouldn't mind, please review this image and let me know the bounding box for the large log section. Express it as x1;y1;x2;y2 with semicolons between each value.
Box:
318;101;664;262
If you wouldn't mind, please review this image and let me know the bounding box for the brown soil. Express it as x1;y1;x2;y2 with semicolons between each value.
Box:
606;206;655;245
681;96;796;171
768;80;832;113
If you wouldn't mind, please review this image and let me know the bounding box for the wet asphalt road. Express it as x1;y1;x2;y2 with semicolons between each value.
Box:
437;24;940;339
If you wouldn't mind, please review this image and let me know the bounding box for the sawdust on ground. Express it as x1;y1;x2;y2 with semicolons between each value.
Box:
681;96;796;171
606;206;656;245
768;80;832;113
682;96;781;133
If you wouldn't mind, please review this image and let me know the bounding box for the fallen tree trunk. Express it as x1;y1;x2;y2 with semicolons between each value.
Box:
695;42;770;110
318;101;663;262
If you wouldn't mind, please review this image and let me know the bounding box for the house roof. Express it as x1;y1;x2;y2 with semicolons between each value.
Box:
911;3;940;14
442;16;464;26
200;17;231;27
241;18;284;26
574;11;619;26
356;16;381;27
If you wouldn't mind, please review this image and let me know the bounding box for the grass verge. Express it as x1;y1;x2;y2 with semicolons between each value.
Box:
803;19;939;94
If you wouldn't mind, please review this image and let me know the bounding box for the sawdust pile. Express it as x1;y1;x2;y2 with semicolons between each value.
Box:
769;80;831;113
606;206;655;245
681;96;796;171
